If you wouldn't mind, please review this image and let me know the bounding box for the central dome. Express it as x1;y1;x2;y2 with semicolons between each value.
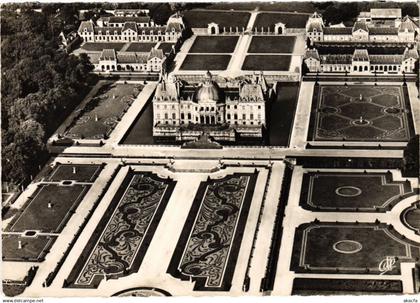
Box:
194;71;223;103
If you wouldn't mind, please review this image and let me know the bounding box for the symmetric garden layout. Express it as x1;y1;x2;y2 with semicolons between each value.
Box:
309;85;413;141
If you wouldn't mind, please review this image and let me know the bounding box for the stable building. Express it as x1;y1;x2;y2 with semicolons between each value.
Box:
304;47;418;74
92;48;166;73
153;71;273;142
306;12;418;43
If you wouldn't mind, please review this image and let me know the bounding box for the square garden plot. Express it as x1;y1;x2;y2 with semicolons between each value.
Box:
308;85;413;141
7;184;90;233
248;36;296;53
2;234;57;262
242;55;291;71
189;36;239;53
299;171;413;212
180;54;231;71
46;164;103;183
64;82;142;139
291;222;420;275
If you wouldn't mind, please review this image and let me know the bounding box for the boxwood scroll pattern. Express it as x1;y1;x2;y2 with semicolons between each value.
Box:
65;171;176;288
168;172;258;291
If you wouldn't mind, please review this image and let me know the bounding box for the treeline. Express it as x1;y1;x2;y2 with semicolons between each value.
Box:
315;2;419;25
1;6;94;185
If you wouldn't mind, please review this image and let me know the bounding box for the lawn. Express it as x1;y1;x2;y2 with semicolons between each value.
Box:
254;12;309;30
65;82;142;139
248;36;296;53
299;172;411;211
189;36;239;53
310;85;412;141
267;82;299;146
180;54;231;71
8;184;90;233
47;164;103;183
81;43;126;51
242;55;291;71
2;234;57;262
126;42;156;52
291;223;419;275
183;10;251;29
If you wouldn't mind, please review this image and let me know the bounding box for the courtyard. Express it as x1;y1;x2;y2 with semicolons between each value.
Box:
183;10;251;29
308;84;413;142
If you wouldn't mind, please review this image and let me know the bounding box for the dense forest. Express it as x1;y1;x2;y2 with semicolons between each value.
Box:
1;6;94;185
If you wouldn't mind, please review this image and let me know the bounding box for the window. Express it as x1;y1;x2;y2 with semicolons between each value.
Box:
227;114;231;119
242;114;246;120
172;113;176;119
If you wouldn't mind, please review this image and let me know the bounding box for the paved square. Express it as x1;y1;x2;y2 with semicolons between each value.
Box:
299;171;413;212
309;85;413;141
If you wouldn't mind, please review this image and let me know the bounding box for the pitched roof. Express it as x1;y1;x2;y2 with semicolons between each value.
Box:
147;48;165;60
116;52;148;63
166;22;183;33
353;21;369;32
239;84;264;102
307;21;323;32
122;22;138;32
99;49;116;60
399;16;417;32
403;48;419;60
323;27;352;35
78;20;94;33
94;27;122;34
321;54;352;64
369;27;398;35
353;49;369;61
369;55;403;64
305;49;320;60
